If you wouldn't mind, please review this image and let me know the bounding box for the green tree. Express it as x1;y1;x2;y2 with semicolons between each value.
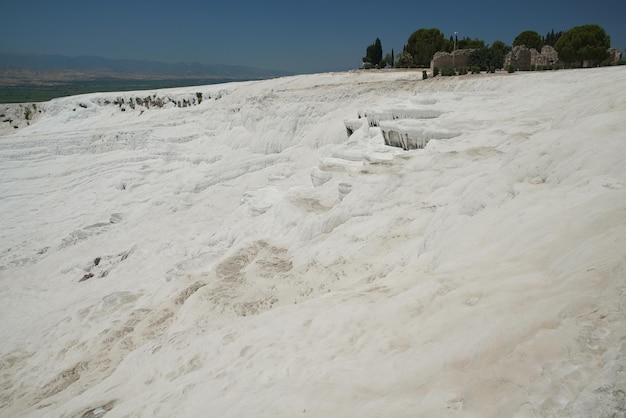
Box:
491;40;511;57
457;37;485;49
555;24;610;66
444;35;454;53
470;46;502;71
395;50;414;68
543;29;564;47
469;41;509;71
491;40;511;69
513;30;544;51
383;53;393;68
365;38;383;67
406;28;446;67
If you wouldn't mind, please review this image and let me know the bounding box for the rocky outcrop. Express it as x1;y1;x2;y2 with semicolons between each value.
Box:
0;103;42;133
344;119;364;137
344;102;459;151
380;121;460;150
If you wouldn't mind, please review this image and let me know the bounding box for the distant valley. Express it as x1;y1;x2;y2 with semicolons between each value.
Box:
0;53;292;103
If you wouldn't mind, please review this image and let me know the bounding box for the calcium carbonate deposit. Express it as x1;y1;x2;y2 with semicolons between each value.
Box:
1;67;625;417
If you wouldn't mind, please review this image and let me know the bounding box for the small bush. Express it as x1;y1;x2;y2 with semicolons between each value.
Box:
24;107;32;120
508;65;516;73
422;70;428;80
433;67;440;77
471;66;481;74
196;92;203;104
441;66;456;76
458;66;468;75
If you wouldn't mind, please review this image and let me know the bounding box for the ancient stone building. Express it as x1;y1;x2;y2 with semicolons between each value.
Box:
430;49;474;73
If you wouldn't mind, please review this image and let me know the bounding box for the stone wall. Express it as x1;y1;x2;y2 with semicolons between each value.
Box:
541;45;559;64
431;45;564;73
505;45;560;70
608;48;622;63
504;46;532;70
430;49;474;72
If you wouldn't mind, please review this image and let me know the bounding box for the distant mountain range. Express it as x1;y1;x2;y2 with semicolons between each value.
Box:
0;52;292;80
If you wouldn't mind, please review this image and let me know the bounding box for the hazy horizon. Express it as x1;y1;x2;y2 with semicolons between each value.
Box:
0;51;293;76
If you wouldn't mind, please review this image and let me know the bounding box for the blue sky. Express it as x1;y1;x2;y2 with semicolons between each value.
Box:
2;0;624;73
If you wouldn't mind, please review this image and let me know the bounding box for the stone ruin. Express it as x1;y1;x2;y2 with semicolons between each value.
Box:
504;46;532;70
608;48;622;63
430;49;475;73
429;45;562;73
540;45;559;65
505;45;559;70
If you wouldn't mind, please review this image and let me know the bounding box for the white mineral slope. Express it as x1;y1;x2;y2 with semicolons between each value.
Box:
0;67;625;417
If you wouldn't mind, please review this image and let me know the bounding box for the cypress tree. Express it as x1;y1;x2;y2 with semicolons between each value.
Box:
365;38;383;67
373;38;383;66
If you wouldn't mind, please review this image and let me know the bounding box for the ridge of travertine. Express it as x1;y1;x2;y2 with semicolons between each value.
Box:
1;67;625;418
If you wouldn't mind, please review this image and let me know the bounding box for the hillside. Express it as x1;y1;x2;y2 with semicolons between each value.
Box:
1;67;625;417
0;53;292;103
0;53;290;79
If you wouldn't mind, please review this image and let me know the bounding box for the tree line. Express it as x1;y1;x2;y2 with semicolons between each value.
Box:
363;24;616;71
